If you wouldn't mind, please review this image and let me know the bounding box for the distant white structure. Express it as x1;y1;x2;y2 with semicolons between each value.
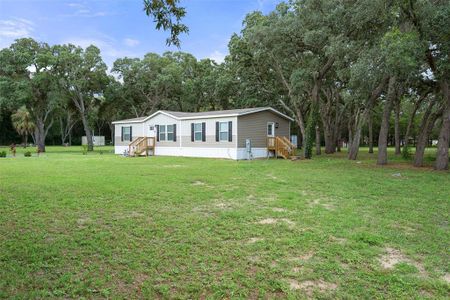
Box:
82;136;105;146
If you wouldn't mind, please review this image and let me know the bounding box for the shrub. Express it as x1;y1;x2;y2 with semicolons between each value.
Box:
24;151;32;157
0;151;6;158
99;150;104;155
401;146;411;160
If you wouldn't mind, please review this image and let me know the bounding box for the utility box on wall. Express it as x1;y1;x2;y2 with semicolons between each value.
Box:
82;136;105;146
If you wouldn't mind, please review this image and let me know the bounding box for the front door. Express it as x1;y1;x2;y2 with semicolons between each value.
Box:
267;122;275;137
148;125;156;138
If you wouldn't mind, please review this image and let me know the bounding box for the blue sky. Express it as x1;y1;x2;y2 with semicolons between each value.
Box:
0;0;280;68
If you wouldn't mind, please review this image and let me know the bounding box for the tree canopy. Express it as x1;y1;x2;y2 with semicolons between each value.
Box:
0;0;448;169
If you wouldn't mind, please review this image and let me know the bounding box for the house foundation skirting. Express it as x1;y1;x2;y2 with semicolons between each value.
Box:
115;146;271;160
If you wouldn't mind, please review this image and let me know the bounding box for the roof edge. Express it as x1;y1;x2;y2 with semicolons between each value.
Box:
112;107;294;124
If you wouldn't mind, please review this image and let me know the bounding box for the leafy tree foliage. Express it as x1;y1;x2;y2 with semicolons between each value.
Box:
143;0;188;47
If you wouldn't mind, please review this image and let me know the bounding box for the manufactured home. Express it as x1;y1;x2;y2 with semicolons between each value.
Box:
112;107;296;160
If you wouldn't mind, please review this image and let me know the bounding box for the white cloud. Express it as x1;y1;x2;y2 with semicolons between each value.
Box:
0;18;35;49
207;50;226;63
67;2;83;8
123;38;140;47
0;18;34;38
63;2;109;18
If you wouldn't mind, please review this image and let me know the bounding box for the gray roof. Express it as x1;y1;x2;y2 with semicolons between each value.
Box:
112;107;293;124
116;116;146;123
160;107;271;118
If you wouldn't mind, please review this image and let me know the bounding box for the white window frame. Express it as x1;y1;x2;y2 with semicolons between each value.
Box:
159;125;166;141
167;124;174;141
219;121;229;142
267;122;275;137
193;123;202;142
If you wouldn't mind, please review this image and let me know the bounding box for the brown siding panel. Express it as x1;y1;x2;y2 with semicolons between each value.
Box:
237;111;290;148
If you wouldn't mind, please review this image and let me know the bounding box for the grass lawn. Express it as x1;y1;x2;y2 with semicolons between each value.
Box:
0;146;449;299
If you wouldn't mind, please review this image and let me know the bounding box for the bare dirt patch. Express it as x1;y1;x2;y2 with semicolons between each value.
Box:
248;255;261;263
258;218;278;225
192;180;206;186
330;236;347;244
272;207;287;212
379;247;427;276
288;279;337;295
214;202;232;210
247;237;264;244
267;173;278;179
289;251;314;262
308;199;335;210
442;273;450;284
257;218;295;227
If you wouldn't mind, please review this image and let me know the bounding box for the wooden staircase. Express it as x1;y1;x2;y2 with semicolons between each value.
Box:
267;136;297;159
129;137;155;157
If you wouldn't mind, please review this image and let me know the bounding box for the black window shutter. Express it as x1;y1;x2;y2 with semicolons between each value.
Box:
156;125;159;142
121;127;123;142
191;123;194;142
215;122;219;142
130;126;132;141
202;122;206;142
228;121;232;142
173;124;177;142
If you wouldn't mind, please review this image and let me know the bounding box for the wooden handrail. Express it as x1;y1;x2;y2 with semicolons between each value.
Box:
266;136;296;159
129;137;155;156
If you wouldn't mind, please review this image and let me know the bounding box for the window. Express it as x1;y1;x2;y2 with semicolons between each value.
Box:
219;122;229;141
158;124;175;141
159;125;166;141
167;124;174;141
267;122;274;137
194;123;202;141
122;126;132;141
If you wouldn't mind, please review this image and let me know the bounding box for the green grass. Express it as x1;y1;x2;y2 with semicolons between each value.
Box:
0;146;449;299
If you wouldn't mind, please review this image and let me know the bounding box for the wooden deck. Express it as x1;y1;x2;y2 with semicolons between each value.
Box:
267;136;296;159
129;137;155;157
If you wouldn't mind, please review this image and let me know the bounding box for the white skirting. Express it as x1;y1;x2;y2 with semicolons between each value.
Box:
114;145;271;160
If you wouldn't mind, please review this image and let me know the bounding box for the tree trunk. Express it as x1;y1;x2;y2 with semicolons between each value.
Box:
315;125;321;155
413;101;439;167
81;113;94;151
59;117;65;145
368;109;374;153
323;124;335;154
435;81;450;170
348;75;390;160
394;98;401;155
377;76;396;165
348;126;362;160
304;83;320;159
402;94;427;156
35;118;46;152
414;113;440;167
109;123;114;145
348;117;353;149
336;125;342;152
